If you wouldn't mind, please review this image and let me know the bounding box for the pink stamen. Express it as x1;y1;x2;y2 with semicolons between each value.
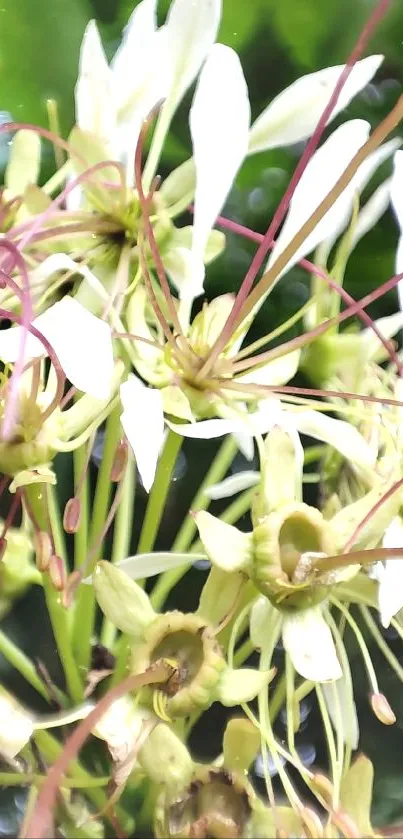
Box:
214;213;402;374
230;271;403;373
343;477;403;554
134;112;183;336
199;0;391;368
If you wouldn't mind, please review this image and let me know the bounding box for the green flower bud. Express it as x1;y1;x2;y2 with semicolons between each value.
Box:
139;722;193;794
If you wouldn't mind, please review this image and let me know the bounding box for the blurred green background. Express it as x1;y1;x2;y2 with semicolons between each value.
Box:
0;0;403;834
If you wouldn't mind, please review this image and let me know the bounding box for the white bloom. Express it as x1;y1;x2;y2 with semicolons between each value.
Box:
376;517;403;628
120;374;165;493
248;55;383;153
0;297;114;400
250;597;341;683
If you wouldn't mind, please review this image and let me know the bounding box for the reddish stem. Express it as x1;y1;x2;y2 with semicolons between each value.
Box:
24;662;173;839
200;0;391;365
215;213;402;374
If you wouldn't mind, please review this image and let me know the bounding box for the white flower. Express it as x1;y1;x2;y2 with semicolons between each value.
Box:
248;55;383;154
0;296;114;400
376;517;403;628
250;597;341;683
120;374;165;493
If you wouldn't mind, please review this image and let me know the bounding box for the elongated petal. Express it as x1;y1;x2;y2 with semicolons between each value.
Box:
164;0;221;115
111;0;157;109
282;606;342;682
93;560;155;637
360;312;403;362
378;518;403;627
249;55;383;154
0;297;114;400
293;410;375;469
204;471;260;500
236;350;300;386
189;43;250;298
250;596;281;649
267;120;370;280
322;674;359;749
352;177;392;248
107;551;206;580
0;689;33;759
195;511;253;572
75;21;115;147
167;398;283;440
5;130;41;199
216;666;275;706
391;149;403;231
120;375;165;493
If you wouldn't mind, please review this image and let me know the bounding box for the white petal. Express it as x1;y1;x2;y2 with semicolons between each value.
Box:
163;246;204;300
75;21;115;147
236;350;300;386
378;518;403;627
166;416;242;439
111;0;157;109
204;471;260;500
249;55;383;154
195;511;253;572
190;43;250;297
390;149;403;231
108;551;206;579
282;606;342;682
351;177;392;249
293;410;375;469
120;375;165;493
321;137;400;257
0;297;114;399
360;312;403;361
163;0;222;114
167;399;285;441
322;675;359;749
233;431;254;461
250;596;279;648
267;120;371;280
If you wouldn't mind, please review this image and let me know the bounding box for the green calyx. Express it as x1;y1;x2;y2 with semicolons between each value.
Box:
251;502;334;610
132;612;226;718
0;394;61;477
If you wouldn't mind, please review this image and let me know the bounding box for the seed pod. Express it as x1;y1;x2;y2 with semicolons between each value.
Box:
33;530;52;572
48;554;67;592
371;692;396;725
110;440;128;483
63;497;81;533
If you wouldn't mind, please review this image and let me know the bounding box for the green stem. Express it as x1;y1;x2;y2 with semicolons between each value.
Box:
109;634;131;689
73;443;89;576
150;436;237;609
0;772;110;788
48;485;67;563
100;456;136;648
0;630;51;701
25;485;82;703
34;730;106;811
137;430;182;554
73;405;122;672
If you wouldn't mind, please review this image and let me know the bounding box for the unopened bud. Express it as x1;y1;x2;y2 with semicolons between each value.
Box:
371;692;396;725
311;773;334;806
299;806;323;838
0;537;7;562
33;530;52;572
110;439;128;482
63;497;81;533
62;570;82;608
48;554;67;592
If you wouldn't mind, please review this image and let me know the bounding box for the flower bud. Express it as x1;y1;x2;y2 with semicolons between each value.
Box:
139;722;193;795
63;497;81;533
155;766;254;839
33;530;52;572
110;439;128;482
371;692;396;725
48;554;67;592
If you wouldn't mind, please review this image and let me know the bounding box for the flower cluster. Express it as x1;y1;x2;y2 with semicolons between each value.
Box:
0;0;402;837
